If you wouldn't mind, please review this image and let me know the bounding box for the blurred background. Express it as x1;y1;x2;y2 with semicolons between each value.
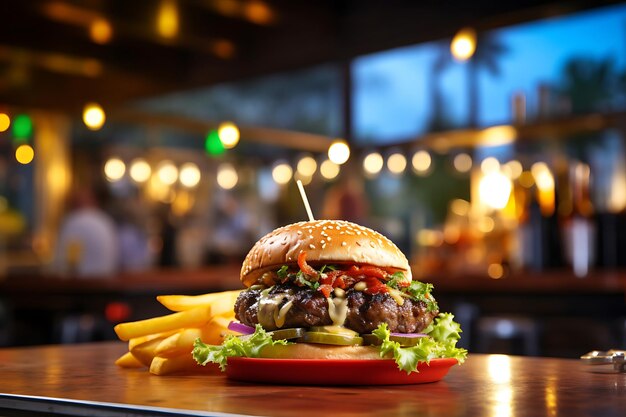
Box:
1;0;626;357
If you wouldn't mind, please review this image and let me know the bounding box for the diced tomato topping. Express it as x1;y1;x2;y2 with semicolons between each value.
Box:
319;284;333;298
363;276;388;294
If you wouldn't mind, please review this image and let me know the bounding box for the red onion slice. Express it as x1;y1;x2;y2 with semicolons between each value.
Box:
228;321;256;335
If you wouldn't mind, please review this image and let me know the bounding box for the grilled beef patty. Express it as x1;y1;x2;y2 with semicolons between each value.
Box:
234;283;438;334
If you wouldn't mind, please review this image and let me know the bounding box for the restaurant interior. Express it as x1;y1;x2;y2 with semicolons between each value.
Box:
1;0;626;360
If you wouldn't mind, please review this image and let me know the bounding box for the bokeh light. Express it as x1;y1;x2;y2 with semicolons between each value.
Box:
90;19;113;44
217;163;238;190
412;150;432;174
179;162;201;188
451;27;477;61
479;171;512;210
297;155;317;177
480;157;500;174
320;159;340;180
272;162;293;185
12;114;33;140
205;130;225;155
157;0;179;38
83;103;105;130
387;152;407;175
129;159;151;183
104;157;125;181
157;160;178;185
363;152;384;176
453;153;473;173
0;113;10;132
328;140;350;165
15;144;34;164
218;122;240;149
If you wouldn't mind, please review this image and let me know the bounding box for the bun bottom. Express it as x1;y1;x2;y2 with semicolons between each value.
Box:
260;343;390;360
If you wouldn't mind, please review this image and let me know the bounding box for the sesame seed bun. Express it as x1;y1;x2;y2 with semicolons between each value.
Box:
240;220;412;288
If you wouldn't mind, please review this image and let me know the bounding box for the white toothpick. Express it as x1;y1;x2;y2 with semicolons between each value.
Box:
296;180;315;221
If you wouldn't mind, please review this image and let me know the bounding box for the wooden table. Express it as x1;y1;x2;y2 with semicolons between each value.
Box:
0;342;624;417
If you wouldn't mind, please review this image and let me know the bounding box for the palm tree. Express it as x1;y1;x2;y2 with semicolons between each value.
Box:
427;45;454;132
561;57;617;114
466;33;508;127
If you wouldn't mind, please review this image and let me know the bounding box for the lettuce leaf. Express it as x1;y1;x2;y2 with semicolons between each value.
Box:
372;313;468;374
192;324;289;371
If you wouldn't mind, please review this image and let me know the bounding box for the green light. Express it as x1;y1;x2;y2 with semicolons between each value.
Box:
205;130;225;156
12;114;33;140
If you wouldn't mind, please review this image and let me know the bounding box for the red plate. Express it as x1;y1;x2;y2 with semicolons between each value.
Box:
225;357;457;385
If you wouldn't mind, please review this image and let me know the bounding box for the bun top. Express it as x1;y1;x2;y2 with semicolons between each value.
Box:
240;220;411;287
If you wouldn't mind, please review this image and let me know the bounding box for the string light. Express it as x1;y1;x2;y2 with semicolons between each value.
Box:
272;162;293;185
157;0;179;39
104;157;125;181
0;113;10;132
179;162;201;188
451;27;477;61
453;153;472;173
129;159;151;183
296;155;317;177
320;159;340;180
411;150;432;174
217;163;238;190
15;144;34;164
83;103;105;130
479;171;512;210
363;152;384;177
387;152;407;175
217;122;240;149
157;160;178;185
480;157;500;174
328;139;350;165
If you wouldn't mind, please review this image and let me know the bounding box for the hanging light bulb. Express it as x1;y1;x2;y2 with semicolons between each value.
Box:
387;152;407;175
363;152;384;177
217;163;239;190
104;157;125;181
328;139;350;165
272;161;293;185
83;103;106;130
451;27;477;61
412;150;432;175
217;122;240;149
179;162;201;188
129;159;151;183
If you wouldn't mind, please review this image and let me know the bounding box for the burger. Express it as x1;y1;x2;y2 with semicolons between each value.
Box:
193;219;466;374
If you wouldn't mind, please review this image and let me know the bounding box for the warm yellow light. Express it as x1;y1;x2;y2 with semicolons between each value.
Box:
480;157;500;174
217;163;238;190
411;150;432;174
519;171;535;188
272;162;293;185
320;159;340;180
179;162;201;188
296;156;317;177
450;199;470;216
488;354;511;383
217;122;240;149
480;125;517;146
0;113;10;132
363;152;384;176
243;0;275;25
417;229;443;247
157;160;178;185
83;102;105;130
129;159;151;183
387;153;407;175
104;157;125;181
487;263;504;279
90;18;113;44
531;162;554;191
328;140;350;165
157;0;179;39
503;160;523;180
451;27;476;61
15;144;34;165
478;216;495;233
294;171;313;186
479;171;512;210
453;153;472;173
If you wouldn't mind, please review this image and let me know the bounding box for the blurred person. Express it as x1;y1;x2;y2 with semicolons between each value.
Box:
111;199;152;272
322;164;369;225
52;187;118;277
206;191;254;264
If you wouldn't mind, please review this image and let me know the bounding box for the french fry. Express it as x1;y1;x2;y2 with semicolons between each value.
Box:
114;306;214;341
115;351;144;368
129;330;177;350
201;315;238;345
155;328;203;358
156;290;241;312
149;353;218;376
130;335;171;367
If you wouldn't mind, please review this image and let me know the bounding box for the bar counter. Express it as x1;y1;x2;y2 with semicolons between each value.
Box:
0;342;624;416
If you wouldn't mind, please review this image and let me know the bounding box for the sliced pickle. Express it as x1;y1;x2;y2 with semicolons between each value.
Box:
302;331;363;346
362;334;382;346
268;328;305;341
309;325;359;337
389;334;425;346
